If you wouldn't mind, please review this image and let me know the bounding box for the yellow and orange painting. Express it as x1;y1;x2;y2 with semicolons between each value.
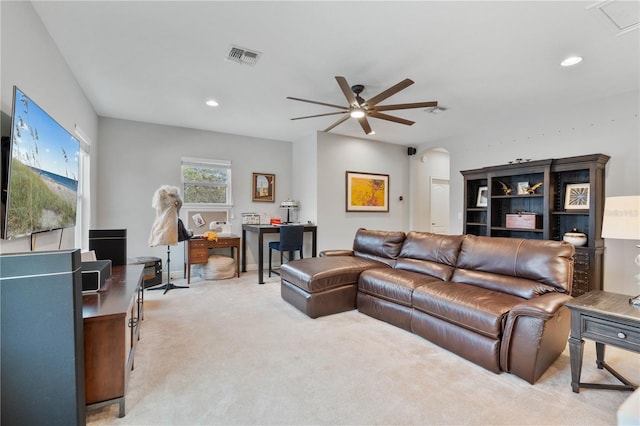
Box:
346;172;389;212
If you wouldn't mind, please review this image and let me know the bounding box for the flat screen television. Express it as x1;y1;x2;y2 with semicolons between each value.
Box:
1;86;80;240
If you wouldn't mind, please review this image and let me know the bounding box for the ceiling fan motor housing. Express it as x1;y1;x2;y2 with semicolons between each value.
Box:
351;84;365;106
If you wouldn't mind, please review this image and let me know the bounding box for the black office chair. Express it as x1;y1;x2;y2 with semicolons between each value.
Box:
268;225;304;277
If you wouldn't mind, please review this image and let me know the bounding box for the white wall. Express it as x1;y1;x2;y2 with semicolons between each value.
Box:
420;90;640;295
97;117;292;272
0;1;98;254
315;132;410;251
291;131;318;255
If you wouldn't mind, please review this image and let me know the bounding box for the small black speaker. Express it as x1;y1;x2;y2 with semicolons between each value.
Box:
407;147;417;156
89;229;127;265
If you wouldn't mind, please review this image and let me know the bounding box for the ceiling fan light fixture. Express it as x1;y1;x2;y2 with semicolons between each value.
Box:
205;99;219;107
350;108;365;118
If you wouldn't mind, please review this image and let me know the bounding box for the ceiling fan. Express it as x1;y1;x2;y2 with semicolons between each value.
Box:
287;76;438;135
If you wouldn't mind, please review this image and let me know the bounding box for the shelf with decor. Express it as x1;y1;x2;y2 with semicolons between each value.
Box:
461;154;609;297
461;168;488;236
487;159;551;240
550;154;609;296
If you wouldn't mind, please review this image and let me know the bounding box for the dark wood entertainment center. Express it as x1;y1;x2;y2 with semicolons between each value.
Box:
83;263;144;417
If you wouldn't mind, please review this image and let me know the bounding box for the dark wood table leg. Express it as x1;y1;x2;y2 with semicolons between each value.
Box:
595;342;606;369
311;228;317;257
568;335;584;393
242;229;247;272
258;230;264;284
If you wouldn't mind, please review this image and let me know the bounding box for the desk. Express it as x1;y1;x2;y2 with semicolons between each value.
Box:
566;290;640;393
242;224;317;284
83;264;144;417
184;235;241;283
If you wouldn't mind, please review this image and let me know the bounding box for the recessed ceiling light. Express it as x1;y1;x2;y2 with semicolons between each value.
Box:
561;56;583;67
205;99;219;107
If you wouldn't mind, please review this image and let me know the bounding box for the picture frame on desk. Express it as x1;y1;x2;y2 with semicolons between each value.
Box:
252;173;275;202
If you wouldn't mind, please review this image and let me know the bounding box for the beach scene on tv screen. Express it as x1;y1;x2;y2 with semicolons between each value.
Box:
7;88;79;239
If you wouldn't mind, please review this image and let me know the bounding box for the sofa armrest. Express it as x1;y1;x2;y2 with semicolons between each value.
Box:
500;292;573;383
509;292;573;321
320;249;354;257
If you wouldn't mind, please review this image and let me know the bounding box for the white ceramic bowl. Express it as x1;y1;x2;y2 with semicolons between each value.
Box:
563;232;587;247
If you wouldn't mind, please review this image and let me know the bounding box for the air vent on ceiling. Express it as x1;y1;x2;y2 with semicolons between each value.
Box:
588;1;640;36
227;45;262;66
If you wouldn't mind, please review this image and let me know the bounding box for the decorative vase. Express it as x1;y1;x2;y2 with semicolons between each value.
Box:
563;228;587;247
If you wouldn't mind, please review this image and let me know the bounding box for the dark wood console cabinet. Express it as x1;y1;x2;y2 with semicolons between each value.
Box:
83;263;144;417
462;154;609;296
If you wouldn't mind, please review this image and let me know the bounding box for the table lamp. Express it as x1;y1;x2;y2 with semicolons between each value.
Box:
280;199;299;224
601;195;640;305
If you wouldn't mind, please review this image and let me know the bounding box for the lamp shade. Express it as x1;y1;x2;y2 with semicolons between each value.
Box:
280;199;298;209
601;196;640;240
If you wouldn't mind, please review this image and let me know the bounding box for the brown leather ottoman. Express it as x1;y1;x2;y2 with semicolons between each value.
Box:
280;256;390;318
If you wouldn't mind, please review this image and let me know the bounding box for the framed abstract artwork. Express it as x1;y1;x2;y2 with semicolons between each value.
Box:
565;183;590;210
252;173;275;202
345;171;389;212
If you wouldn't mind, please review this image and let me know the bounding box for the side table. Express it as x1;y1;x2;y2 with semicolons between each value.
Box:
184;235;241;283
565;290;640;393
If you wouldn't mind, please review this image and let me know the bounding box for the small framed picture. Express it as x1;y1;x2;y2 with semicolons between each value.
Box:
517;182;529;195
192;213;206;228
565;183;590;210
252;173;275;202
476;186;488;207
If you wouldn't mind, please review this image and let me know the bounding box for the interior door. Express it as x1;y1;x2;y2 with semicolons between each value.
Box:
430;178;450;234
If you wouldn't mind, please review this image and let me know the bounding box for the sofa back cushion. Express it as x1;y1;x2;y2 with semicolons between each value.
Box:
452;235;574;298
395;232;464;281
353;228;406;266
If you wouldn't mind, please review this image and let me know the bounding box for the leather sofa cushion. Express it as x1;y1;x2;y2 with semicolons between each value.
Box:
395;232;464;280
280;256;389;293
412;281;524;339
359;268;441;307
352;228;406;266
453;235;574;297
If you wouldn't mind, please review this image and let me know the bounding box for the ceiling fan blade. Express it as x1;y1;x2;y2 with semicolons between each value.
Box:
368;111;415;126
364;78;414;107
286;96;348;110
323;115;351;132
374;101;438;111
335;76;358;107
291;111;348;121
357;116;373;135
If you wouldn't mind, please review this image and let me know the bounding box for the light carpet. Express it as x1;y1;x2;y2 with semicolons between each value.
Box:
87;272;639;425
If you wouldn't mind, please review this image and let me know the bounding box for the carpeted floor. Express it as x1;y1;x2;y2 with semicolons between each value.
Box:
86;272;639;425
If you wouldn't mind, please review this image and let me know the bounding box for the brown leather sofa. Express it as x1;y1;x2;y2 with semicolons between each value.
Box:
280;228;575;384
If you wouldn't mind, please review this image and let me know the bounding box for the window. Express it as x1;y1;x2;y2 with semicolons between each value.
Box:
74;125;91;250
181;157;233;206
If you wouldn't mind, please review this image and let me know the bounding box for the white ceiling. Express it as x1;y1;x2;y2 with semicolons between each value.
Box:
31;1;639;146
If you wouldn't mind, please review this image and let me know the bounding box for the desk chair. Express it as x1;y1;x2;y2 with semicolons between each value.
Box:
269;225;304;277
